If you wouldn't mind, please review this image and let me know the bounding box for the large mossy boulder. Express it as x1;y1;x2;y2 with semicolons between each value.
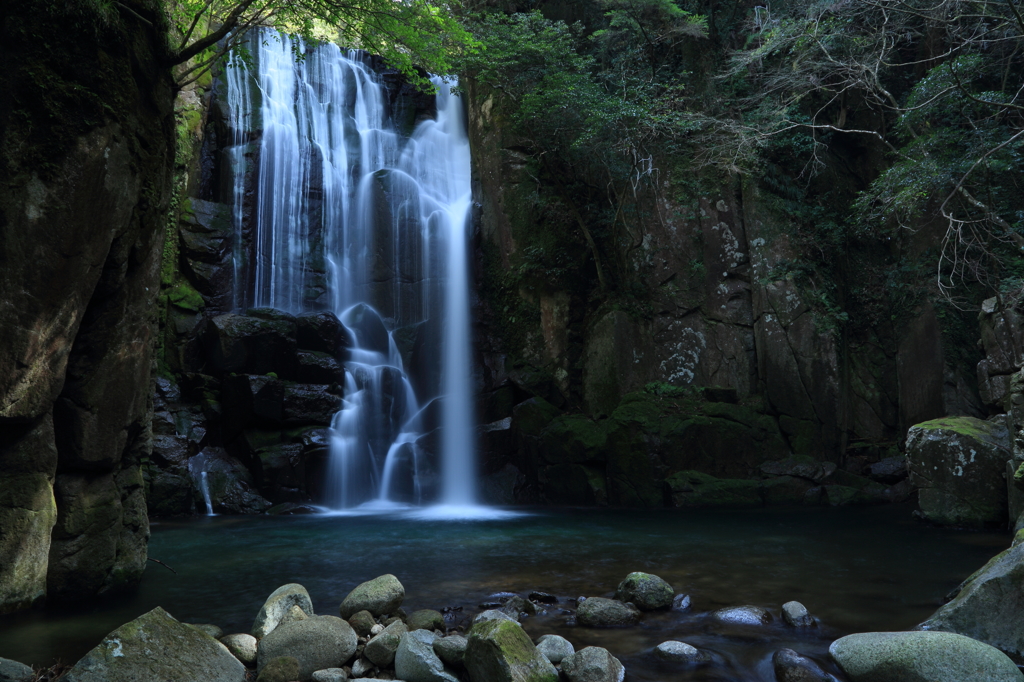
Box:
615;572;674;611
918;541;1024;658
829;631;1024;682
464;617;559;682
256;615;357;681
906;416;1012;526
339;574;405;618
61;607;246;682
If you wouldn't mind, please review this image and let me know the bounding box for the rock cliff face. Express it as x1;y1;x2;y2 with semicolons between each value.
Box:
0;0;174;612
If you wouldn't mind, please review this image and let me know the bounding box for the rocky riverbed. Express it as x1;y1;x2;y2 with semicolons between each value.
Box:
4;563;1024;682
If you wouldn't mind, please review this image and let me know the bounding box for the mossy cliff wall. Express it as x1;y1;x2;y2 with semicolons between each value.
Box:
0;0;175;612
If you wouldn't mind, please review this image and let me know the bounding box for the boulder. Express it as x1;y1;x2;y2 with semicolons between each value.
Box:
347;610;376;637
653;641;707;664
257;656;300;682
296;311;350;355
433;635;468;667
252;583;315;639
711;605;772;626
772;649;837;682
782;601;813;627
60;606;246;682
340;574;405;619
615;572;674;611
364;620;408;668
206;313;298;378
917;540;1024;658
220;633;257;666
311;670;348;682
535;634;574;664
464;618;558;682
407;608;445;632
560;647;625;682
498;595;537;620
257;616;357;680
395;629;458;682
867;456;908;484
906;416;1011;526
576;598;641;627
0;658;33;682
830;631;1024;682
472;609;519;626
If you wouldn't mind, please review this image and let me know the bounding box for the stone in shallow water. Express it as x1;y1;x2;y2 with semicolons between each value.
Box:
672;594;691;611
561;646;624;682
61;606;246;682
830;631;1024;682
653;641;707;664
339;574;405;619
772;649;836;682
576;598;641;627
252;583;315;639
782;601;814;627
615;572;674;611
536;634;574;664
711;605;772;626
257;615;357;681
220;633;258;666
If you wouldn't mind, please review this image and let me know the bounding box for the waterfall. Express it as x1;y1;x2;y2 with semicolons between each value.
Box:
225;31;481;512
199;472;215;516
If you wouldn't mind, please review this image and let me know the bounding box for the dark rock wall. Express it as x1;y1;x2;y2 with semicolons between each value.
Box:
0;0;174;612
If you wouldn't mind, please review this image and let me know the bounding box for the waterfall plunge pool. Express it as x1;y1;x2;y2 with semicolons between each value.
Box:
0;503;1007;679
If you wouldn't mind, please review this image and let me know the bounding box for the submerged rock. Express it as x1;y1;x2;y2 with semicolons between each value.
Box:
918;540;1024;658
576;598;641;627
395;629;458;682
339;574;405;619
830;631;1024;682
61;606;246;682
653;641;707;664
560;646;625;682
252;583;315;639
615;572;674;611
536;634;574;664
257;615;357;680
711;605;772;626
772;649;836;682
465;617;558;682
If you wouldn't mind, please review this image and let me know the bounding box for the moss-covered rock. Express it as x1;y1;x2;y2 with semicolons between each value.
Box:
664;471;762;508
339;574;405;619
465;617;559;682
615;572;674;611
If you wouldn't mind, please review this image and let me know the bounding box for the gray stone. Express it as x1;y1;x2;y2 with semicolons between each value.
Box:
395;629;458;682
653;641;707;664
672;594;691;610
614;572;674;611
61;606;246;682
0;658;33;682
473;609;519;626
906;416;1011;526
772;649;837;682
220;633;258;666
257;656;300;682
576;598;641;627
348;609;376;637
365;619;409;668
407;608;445;632
311;669;348;682
498;595;537;620
918;540;1024;658
370;623;384;635
712;605;772;626
830;631;1024;682
281;604;309;625
782;601;813;627
350;658;374;677
867;456;908;484
252;583;315;639
465;618;558;682
536;634;574;664
190;623;224;639
561;647;625;682
433;635;468;667
257;615;358;681
340;574;405;619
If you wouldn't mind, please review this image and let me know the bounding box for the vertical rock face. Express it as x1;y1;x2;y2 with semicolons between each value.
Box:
0;0;174;611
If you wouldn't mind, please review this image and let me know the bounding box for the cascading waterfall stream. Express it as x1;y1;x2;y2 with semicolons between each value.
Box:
225;31;488;514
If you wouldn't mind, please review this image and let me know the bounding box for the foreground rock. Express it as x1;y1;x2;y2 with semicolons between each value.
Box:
782;601;813;627
918;540;1024;658
906;416;1011;526
615;572;673;611
395;629;458;682
711;605;772;626
252;583;315;638
0;658;33;682
561;647;625;682
773;649;836;682
830;631;1024;682
654;641;707;664
465;617;558;682
220;633;257;666
536;634;574;664
339;574;405;618
257;615;357;680
61;607;246;682
576;598;641;627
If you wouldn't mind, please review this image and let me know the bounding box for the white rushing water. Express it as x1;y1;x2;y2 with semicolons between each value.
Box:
225;31;488;514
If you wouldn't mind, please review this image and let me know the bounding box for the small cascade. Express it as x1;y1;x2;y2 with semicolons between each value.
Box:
224;31;483;511
199;471;215;516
